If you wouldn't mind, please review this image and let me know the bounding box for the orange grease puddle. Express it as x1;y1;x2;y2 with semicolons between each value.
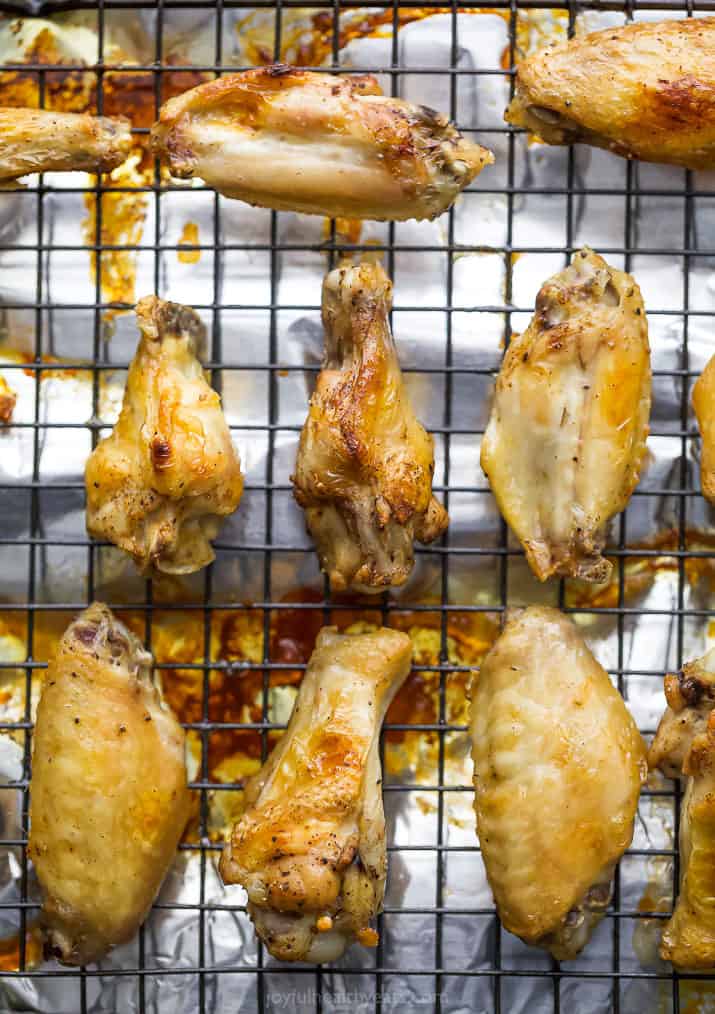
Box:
177;221;201;264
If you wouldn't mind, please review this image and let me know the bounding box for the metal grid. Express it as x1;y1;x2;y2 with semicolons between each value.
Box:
0;1;711;1012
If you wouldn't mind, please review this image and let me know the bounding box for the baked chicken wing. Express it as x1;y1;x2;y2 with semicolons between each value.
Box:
292;259;448;593
481;248;651;583
219;625;412;963
506;18;715;170
151;66;493;221
28;603;191;966
649;650;715;969
692;353;715;504
85;295;243;575
0;107;132;182
471;606;646;959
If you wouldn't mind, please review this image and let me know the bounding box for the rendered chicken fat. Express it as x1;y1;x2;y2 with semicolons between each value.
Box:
85;295;243;574
151;66;493;220
219;625;412;962
649;650;715;969
506;19;715;170
471;606;647;959
292;259;448;592
480;248;651;583
28;603;191;966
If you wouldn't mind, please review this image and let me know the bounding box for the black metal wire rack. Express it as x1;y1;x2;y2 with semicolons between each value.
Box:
0;1;713;1012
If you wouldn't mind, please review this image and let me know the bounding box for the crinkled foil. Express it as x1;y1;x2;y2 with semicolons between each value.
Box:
0;5;714;1013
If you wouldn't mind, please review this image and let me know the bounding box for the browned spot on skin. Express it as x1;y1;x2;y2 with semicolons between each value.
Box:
646;75;715;130
151;437;173;471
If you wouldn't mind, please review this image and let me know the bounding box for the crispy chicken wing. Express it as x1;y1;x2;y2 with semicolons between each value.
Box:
692;354;715;505
649;650;715;969
505;19;715;170
219;625;412;963
480;248;651;583
0;107;132;182
151;65;493;221
471;606;647;959
291;260;448;593
85;296;243;575
28;603;191;966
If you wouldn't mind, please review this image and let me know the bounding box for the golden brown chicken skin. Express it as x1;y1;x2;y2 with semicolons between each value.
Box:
85;296;243;575
292;259;448;593
481;248;651;583
219;625;412;963
471;606;647;960
649;650;715;970
506;19;715;170
28;603;191;966
0;107;132;182
692;354;715;505
151;65;493;221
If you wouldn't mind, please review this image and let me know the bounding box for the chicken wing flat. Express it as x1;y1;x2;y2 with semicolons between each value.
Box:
292;259;448;593
480;248;651;583
692;354;715;505
151;66;493;221
219;625;412;963
471;606;646;959
0;107;132;182
85;296;243;575
649;650;715;969
505;19;715;170
28;603;191;966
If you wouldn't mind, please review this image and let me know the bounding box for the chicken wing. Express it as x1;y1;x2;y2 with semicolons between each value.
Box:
505;19;715;170
480;248;651;583
0;107;132;182
85;295;243;575
692;354;715;505
151;65;493;221
219;625;412;963
28;603;191;966
471;606;647;959
291;259;448;593
649;650;715;969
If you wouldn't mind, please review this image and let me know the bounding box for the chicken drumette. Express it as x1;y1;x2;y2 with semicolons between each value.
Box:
28;603;191;966
219;625;412;963
151;66;493;221
692;354;715;505
506;18;715;170
471;606;647;959
292;259;448;593
0;107;132;182
85;296;243;575
481;248;651;583
649;649;715;969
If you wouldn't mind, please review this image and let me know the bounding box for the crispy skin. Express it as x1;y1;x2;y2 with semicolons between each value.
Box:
219;625;411;963
471;606;647;960
649;651;715;970
506;19;715;170
85;296;243;575
0;107;132;182
692;354;715;505
292;260;448;593
481;248;651;583
28;603;191;966
151;65;493;221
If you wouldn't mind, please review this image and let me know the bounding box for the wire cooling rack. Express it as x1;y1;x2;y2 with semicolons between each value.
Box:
0;1;714;1012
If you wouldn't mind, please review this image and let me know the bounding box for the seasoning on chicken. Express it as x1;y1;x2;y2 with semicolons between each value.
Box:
0;107;132;182
649;649;715;969
471;606;647;959
292;259;448;593
28;603;191;966
85;295;243;575
151;65;493;221
480;248;651;583
692;353;715;505
219;625;412;962
506;18;715;170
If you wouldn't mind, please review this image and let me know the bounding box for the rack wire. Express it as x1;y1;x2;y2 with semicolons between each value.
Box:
0;1;711;1012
